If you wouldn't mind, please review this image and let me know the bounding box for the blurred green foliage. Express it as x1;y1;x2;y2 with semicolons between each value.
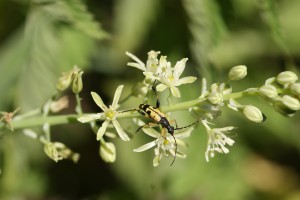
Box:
0;0;300;199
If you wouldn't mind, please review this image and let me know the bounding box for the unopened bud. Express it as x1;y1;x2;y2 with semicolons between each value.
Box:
259;84;278;99
100;142;116;163
243;105;266;123
228;65;247;81
207;93;223;105
281;95;300;111
290;83;300;96
72;70;83;94
276;71;298;85
274;100;296;117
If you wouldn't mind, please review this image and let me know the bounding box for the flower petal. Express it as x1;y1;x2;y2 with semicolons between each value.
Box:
156;83;168;92
112;119;130;141
97;119;110;140
174;58;188;77
170;86;181;98
142;127;161;138
112;85;124;109
126;51;146;71
77;113;102;123
91;92;107;111
133;140;157;152
174;76;197;86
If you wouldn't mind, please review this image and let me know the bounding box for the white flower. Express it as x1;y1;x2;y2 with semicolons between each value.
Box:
77;85;130;141
201;120;235;162
156;58;197;98
126;51;197;96
133;124;193;167
126;50;162;83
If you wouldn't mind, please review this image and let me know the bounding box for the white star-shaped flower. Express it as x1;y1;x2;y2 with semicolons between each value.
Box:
77;85;130;141
156;58;197;98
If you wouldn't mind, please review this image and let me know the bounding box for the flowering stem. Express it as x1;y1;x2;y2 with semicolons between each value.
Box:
0;90;256;131
223;90;257;100
6;114;79;130
161;98;205;112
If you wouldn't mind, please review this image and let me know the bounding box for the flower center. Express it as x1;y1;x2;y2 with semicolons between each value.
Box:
105;109;117;120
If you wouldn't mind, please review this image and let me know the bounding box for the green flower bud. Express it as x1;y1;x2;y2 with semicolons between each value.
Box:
276;71;298;85
259;84;278;99
100;142;116;163
281;95;300;111
228;65;247;81
56;71;73;91
72;70;83;94
207;93;223;105
290;83;300;96
243;105;266;123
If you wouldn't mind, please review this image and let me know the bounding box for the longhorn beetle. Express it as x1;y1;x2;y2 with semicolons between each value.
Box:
125;82;198;165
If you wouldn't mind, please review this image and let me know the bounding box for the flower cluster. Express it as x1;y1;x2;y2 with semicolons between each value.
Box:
258;71;300;117
73;50;300;166
126;51;197;98
2;50;298;167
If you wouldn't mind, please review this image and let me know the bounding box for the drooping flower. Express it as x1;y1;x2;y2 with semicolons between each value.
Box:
77;85;130;141
44;141;80;163
201;120;235;162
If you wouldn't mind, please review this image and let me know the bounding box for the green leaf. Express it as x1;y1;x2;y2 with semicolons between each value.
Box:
36;0;109;39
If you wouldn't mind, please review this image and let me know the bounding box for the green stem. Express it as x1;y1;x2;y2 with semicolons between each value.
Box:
9;114;79;130
223;90;257;100
0;90;256;131
75;94;83;115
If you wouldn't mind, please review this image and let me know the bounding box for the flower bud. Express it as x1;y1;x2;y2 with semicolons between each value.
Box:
274;100;296;117
207;93;223;105
290;83;300;96
276;71;298;85
100;142;116;163
243;105;266;123
228;65;247;81
72;70;83;94
259;84;278;99
281;95;300;111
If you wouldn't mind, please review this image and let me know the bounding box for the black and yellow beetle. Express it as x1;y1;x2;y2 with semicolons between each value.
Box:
134;84;198;165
